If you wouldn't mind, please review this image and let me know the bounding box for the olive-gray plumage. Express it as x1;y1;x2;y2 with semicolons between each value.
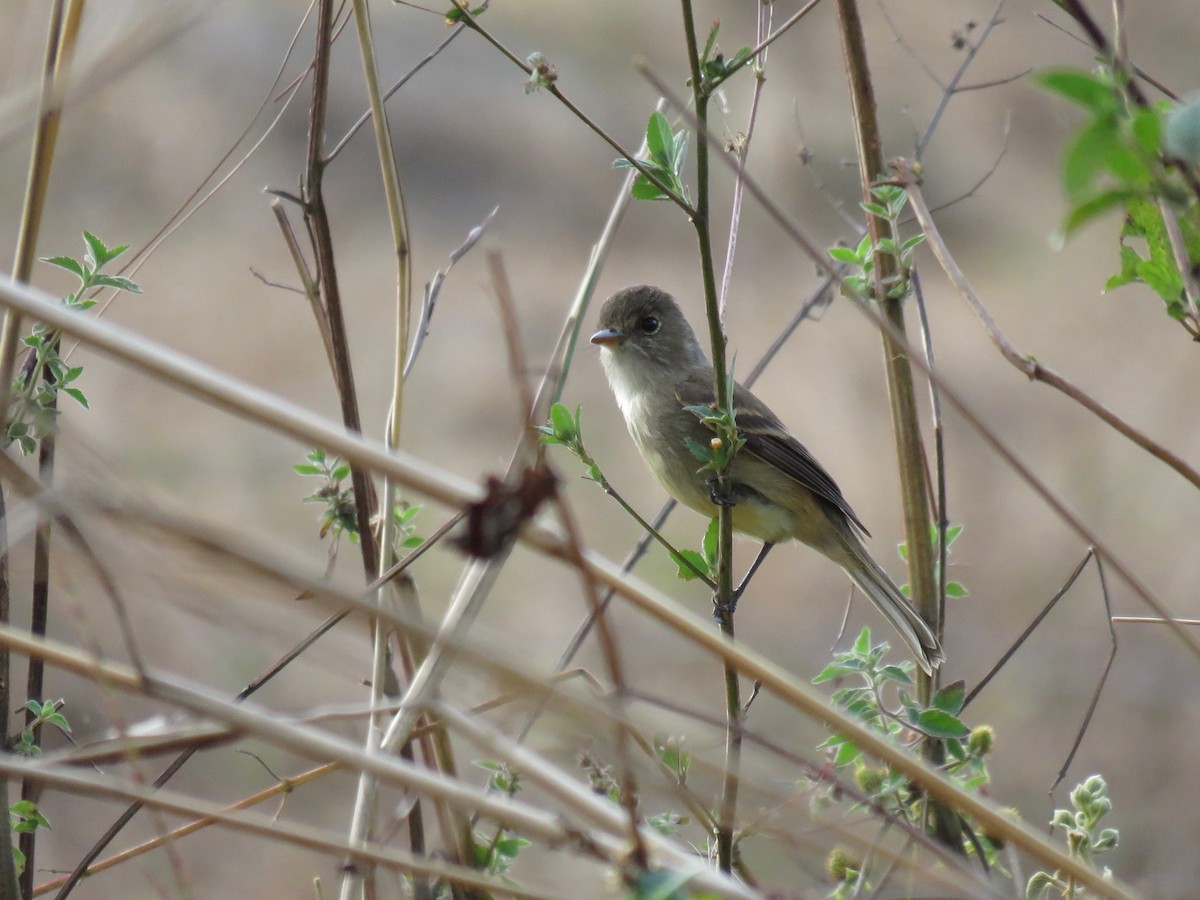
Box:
591;285;944;673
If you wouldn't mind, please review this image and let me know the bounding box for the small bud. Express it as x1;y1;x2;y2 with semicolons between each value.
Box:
710;437;723;450
826;848;860;883
967;725;995;756
853;763;885;796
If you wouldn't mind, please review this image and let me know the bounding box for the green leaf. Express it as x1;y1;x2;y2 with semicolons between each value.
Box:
852;626;871;656
91;273;142;294
828;246;861;265
631;174;666;201
41;256;85;279
671;129;689;176
684;437;712;463
701;19;720;65
1138;257;1183;303
495;837;530;858
1037;69;1116;113
646;111;674;167
653;735;690;779
725;47;752;74
944;581;968;597
879;664;914;685
443;3;486;23
833;738;862;767
911;707;970;739
1131;106;1162;157
62;388;88;408
294;464;322;475
1062;117;1121;200
932;680;966;715
1063;189;1136;238
82;231;128;268
812;662;857;683
673;549;709;581
549;402;575;440
702;516;719;569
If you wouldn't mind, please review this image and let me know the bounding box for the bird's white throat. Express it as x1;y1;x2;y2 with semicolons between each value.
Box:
599;348;647;427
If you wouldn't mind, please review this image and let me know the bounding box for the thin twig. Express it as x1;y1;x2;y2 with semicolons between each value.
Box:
450;4;695;217
963;550;1095;710
1034;12;1178;101
895;158;1200;492
1050;554;1117;795
917;0;1010;159
911;271;950;642
705;0;823;95
718;0;774;318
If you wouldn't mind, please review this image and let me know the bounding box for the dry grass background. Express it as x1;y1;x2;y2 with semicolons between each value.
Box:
1;0;1198;896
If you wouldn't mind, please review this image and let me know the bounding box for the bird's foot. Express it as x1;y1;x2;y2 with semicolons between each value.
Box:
706;476;738;508
712;592;739;621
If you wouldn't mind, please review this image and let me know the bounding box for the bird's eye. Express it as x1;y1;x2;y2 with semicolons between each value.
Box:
638;315;660;335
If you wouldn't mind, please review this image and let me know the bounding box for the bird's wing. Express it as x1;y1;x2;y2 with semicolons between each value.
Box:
675;375;870;537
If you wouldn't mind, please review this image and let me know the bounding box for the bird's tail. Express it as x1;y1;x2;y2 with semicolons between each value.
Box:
840;541;945;675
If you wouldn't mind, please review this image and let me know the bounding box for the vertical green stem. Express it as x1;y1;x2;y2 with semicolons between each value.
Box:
680;0;740;873
834;0;960;850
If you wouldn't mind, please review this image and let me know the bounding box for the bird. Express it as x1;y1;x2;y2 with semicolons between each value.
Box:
590;284;944;673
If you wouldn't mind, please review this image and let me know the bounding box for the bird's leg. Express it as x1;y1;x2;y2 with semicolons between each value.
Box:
714;541;775;619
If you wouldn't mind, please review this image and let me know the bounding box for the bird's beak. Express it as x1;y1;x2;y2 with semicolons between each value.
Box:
590;327;628;347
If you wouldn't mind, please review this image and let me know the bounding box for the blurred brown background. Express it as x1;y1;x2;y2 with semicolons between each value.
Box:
2;0;1198;896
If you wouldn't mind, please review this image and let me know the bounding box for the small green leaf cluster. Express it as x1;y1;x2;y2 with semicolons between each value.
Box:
536;402;603;485
1038;69;1173;235
682;368;745;476
1039;67;1200;335
825;846;865;898
1027;775;1119;898
12;699;71;757
694;20;753;91
8;233;141;455
539;402;712;583
897;523;968;599
295;449;358;542
8;700;70;874
812;629;996;858
458;760;530;891
295;451;423;552
1104;195;1200;324
646;735;692;837
614;111;690;202
673;517;719;583
442;1;485;25
828;185;925;302
8;800;50;875
654;733;690;784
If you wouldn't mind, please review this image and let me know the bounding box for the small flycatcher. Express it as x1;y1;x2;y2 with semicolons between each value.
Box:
591;284;944;673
